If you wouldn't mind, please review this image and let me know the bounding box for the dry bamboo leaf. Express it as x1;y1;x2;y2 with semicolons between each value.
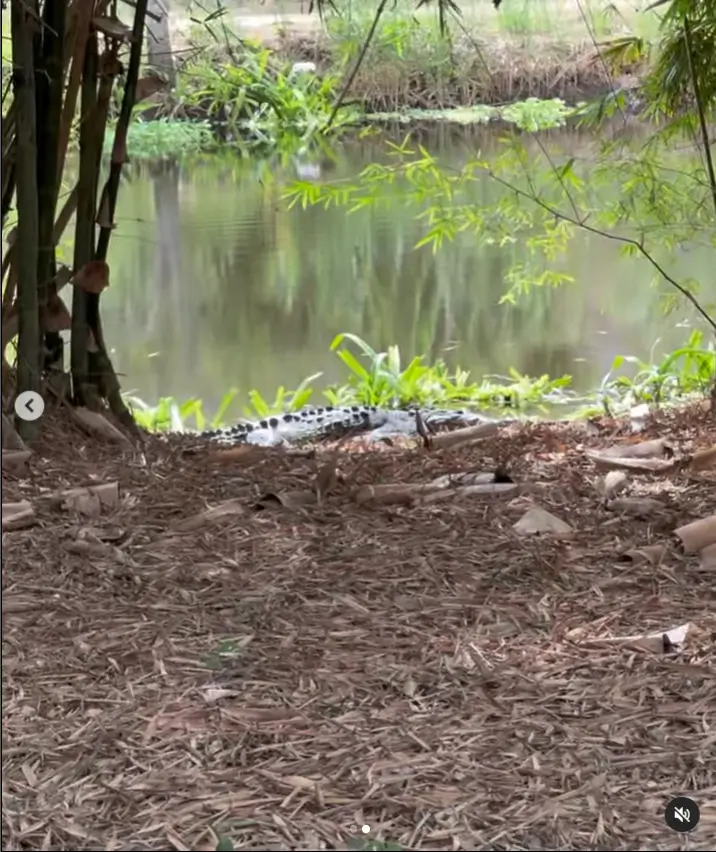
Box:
585;452;678;474
674;514;716;554
173;499;245;532
44;293;72;332
2;500;35;530
1;449;31;471
513;505;573;536
596;438;670;459
99;53;124;78
423;482;521;503
202;686;240;703
601;470;628;499
691;444;716;471
72;260;110;294
581;622;696;654
353;482;441;506
208;445;264;463
255;490;317;511
314;456;338;503
430;471;501;488
608;496;667;517
92;15;133;41
135;74;168;102
1;414;26;451
72;407;132;445
628;402;651;432
700;543;716;570
64;539;131;565
56;482;120;517
430;420;503;451
621;544;668;565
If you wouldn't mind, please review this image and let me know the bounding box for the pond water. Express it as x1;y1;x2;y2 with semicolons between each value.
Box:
103;126;714;413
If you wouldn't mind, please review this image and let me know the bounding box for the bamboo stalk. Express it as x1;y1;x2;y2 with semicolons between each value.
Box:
11;0;42;440
70;26;100;397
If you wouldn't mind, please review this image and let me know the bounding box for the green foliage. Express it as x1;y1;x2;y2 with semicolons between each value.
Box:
646;0;716;115
244;373;322;419
123;390;239;432
595;329;715;411
106;118;214;159
169;35;357;153
325;332;571;408
125;332;714;435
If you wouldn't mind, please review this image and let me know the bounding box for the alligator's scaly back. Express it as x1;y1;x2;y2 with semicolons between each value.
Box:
202;404;493;446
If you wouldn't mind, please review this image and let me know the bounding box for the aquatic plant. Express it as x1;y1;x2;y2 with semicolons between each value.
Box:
105;118;215;159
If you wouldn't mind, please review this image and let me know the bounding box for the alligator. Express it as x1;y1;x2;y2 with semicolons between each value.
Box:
201;404;498;447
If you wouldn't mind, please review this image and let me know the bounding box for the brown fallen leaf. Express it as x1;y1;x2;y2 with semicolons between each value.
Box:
208;445;266;463
44;292;72;331
353;482;442;506
72;407;133;445
700;543;716;570
585;452;679;474
429;471;503;488
423;482;521;503
691;444;716;471
72;260;110;294
513;505;573;536
202;686;240;703
255;490;316;512
608;496;667;517
135;74;168;103
600;470;629;499
314;453;339;503
597;438;670;459
92;15;133;40
674;514;716;554
1;449;32;472
1;414;26;451
621;544;668;565
64;538;131;565
172;498;245;532
575;622;697;655
2;500;35;530
430;421;504;450
54;482;120;517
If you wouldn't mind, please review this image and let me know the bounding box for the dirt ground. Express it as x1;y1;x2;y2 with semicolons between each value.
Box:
2;405;715;851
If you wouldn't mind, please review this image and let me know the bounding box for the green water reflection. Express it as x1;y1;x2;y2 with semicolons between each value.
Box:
103;128;714;411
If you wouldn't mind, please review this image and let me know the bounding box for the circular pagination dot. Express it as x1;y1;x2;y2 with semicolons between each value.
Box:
361;825;370;834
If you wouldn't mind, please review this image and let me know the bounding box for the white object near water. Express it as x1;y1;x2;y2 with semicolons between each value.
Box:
289;61;317;77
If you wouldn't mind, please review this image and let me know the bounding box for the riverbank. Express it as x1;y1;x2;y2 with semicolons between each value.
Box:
3;402;715;850
169;0;657;111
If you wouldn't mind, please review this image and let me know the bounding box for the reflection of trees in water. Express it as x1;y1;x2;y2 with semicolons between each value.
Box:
104;151;703;407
